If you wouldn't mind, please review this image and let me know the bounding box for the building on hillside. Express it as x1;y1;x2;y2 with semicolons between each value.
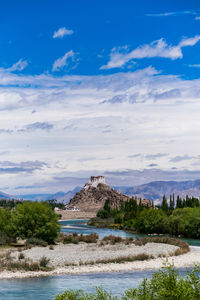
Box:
84;176;106;189
66;205;80;211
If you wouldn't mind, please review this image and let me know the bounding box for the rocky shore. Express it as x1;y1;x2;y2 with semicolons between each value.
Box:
0;242;199;280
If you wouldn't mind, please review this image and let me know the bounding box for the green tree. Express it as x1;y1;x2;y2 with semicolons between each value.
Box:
135;208;167;234
161;195;168;212
169;195;174;210
9;201;60;243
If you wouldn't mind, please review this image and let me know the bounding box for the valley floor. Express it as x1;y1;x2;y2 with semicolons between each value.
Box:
0;243;200;279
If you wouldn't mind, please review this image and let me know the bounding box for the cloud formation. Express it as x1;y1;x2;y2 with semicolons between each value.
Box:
7;59;28;72
52;50;76;71
0;66;200;194
25;122;54;131
170;155;198;163
0;161;47;174
146;10;196;18
53;27;74;38
101;36;200;69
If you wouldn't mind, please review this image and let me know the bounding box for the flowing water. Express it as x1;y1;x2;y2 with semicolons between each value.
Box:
60;219;137;238
60;219;200;246
0;269;189;300
0;219;199;299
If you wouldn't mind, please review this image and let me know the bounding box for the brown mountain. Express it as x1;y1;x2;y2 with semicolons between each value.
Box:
67;178;151;213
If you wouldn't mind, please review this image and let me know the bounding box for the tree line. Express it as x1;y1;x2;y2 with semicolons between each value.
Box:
95;195;200;239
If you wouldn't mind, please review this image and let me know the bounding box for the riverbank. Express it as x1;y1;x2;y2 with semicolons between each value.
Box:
0;241;199;280
58;210;96;220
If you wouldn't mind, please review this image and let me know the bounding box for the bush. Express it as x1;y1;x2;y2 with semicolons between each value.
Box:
39;256;50;268
79;233;99;243
18;252;25;260
62;233;99;244
25;237;48;247
54;287;116;300
124;264;200;299
0;231;13;245
97;209;109;219
102;235;123;244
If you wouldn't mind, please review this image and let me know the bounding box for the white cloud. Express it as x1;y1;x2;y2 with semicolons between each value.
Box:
53;27;74;39
7;58;28;71
179;36;200;47
1;67;200;193
52;50;75;72
101;36;200;69
188;64;200;68
146;10;196;18
195;16;200;20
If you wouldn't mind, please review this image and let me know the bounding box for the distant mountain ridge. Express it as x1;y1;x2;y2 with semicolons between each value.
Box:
0;191;15;200
2;179;200;204
114;179;200;202
16;186;82;203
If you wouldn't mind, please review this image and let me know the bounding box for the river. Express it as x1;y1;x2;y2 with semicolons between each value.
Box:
0;219;198;299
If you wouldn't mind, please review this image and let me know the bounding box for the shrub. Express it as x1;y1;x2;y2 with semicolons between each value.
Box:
79;233;99;243
25;237;48;247
123;264;200;299
63;235;73;244
18;252;25;260
62;233;99;244
54;287;116;300
102;235;123;244
39;256;50;268
97;209;109;219
0;231;13;245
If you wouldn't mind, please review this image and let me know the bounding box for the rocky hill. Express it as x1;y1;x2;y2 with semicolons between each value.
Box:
67;178;151;213
67;183;130;212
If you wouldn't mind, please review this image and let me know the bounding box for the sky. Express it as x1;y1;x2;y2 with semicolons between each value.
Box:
1;0;200;195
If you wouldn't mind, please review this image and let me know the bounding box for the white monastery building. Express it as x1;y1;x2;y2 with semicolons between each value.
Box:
84;176;106;189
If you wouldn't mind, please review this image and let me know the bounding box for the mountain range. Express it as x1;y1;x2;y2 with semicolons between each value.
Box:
15;187;82;203
2;179;200;203
114;179;200;202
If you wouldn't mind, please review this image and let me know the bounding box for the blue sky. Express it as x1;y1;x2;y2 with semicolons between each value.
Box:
1;0;200;194
1;0;200;76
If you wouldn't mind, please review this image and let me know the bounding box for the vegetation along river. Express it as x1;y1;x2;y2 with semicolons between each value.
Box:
0;219;199;300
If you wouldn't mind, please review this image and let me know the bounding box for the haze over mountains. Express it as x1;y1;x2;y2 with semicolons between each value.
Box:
115;179;200;202
2;179;200;203
15;187;82;202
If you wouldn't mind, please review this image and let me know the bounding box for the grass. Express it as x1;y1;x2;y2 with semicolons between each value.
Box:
25;237;48;247
133;236;190;257
57;233;99;244
0;252;53;272
79;253;155;265
101;235;133;245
